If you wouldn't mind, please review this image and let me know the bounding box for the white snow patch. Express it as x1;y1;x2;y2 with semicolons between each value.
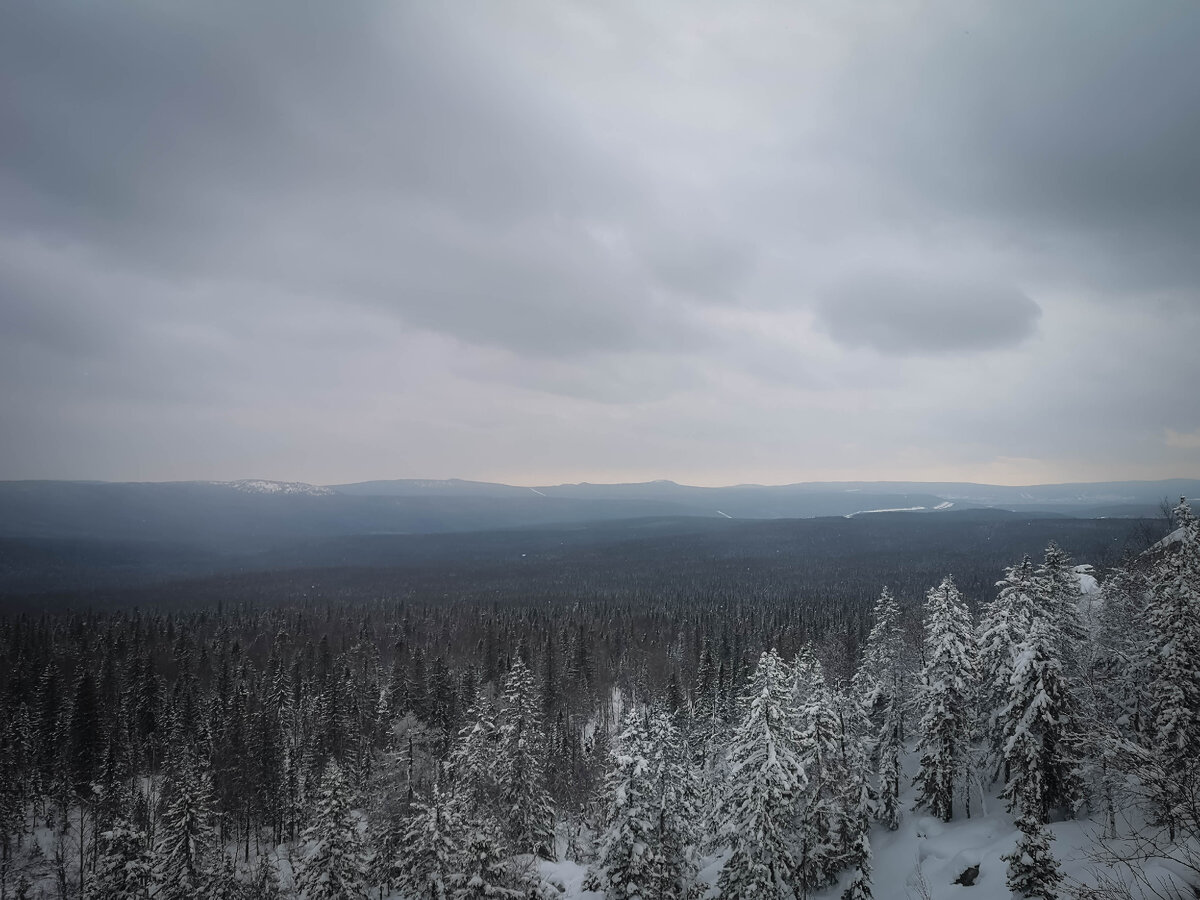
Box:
529;487;548;497
1152;526;1186;549
716;509;733;519
539;858;602;898
1074;564;1100;595
222;479;334;495
845;506;927;518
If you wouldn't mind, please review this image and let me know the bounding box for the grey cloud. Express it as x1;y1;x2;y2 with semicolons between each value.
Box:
3;0;1199;483
0;2;358;243
830;1;1200;296
895;306;1200;472
638;228;754;304
460;351;713;405
815;271;1041;355
0;1;662;360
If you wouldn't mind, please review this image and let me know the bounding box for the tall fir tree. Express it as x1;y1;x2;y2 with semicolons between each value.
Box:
93;819;152;900
451;821;527;900
716;649;807;900
833;690;875;900
794;661;843;893
1000;612;1082;821
447;693;539;899
496;659;555;860
978;557;1037;782
586;709;657;899
913;577;976;822
397;785;462;900
295;761;370;900
1144;498;1200;838
1094;563;1150;738
153;750;218;900
67;669;102;803
839;770;874;900
1036;543;1086;680
446;691;501;825
645;706;703;900
852;587;910;830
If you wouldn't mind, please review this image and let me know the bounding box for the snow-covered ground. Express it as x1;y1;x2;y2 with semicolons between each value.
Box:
13;759;1191;900
537;747;1191;900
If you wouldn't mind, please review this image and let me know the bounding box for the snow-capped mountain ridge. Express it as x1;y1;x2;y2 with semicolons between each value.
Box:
220;479;334;495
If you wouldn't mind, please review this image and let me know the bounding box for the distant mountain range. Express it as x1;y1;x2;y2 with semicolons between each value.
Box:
0;477;1194;596
330;476;1200;518
3;477;1196;548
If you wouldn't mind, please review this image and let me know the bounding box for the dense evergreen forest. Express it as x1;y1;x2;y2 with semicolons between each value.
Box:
3;509;1162;606
0;504;1197;899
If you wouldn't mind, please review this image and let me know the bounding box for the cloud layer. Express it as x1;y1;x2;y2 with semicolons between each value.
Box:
817;271;1041;355
2;0;1199;485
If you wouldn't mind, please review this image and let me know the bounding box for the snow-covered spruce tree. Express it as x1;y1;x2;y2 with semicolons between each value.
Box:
587;703;702;900
835;699;875;900
839;780;873;900
716;649;807;900
851;587;910;830
792;645;823;701
913;576;977;822
1094;564;1150;738
1036;542;1086;679
0;716;29;869
1145;498;1200;838
586;708;657;899
794;660;844;893
852;588;910;731
875;726;902;832
153;750;217;900
496;659;555;860
977;557;1036;782
444;691;532;899
1081;563;1149;837
1000;612;1082;821
447;690;501;818
397;784;462;900
692;643;719;733
207;851;243;900
646;706;703;900
1002;810;1062;900
295;760;370;900
93;819;152;900
451;821;526;900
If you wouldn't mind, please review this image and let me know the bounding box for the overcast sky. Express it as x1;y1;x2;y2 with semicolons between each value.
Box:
3;1;1199;487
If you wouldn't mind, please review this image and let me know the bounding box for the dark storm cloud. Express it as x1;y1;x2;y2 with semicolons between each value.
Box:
816;271;1041;355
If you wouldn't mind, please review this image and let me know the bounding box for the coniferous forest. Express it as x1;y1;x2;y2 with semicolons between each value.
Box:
0;501;1198;899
